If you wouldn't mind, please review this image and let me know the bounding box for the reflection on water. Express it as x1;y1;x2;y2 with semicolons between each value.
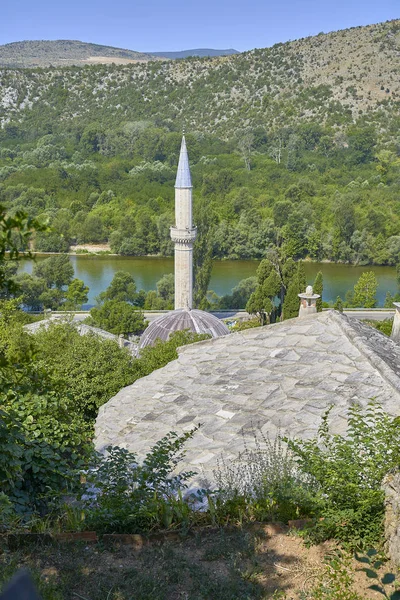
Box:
19;255;398;308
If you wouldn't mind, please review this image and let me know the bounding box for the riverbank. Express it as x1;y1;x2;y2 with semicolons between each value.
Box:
18;256;398;307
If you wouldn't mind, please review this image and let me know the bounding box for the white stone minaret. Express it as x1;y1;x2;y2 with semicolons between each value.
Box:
171;136;197;310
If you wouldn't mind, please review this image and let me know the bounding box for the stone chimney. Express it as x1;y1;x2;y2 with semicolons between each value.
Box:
118;334;125;348
298;285;320;319
391;303;400;342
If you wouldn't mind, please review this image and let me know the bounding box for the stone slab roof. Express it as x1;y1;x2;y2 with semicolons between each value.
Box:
95;311;400;487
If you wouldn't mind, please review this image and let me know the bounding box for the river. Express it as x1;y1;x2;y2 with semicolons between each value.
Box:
18;256;398;308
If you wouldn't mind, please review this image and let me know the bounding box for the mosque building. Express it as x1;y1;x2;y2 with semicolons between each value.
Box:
139;136;229;349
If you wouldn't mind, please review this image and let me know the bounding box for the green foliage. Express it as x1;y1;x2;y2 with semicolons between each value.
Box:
82;428;199;533
97;270;139;304
229;318;261;331
246;254;295;323
0;21;400;270
308;551;363;600
313;271;323;312
0;203;46;295
134;330;210;380
64;278;89;310
282;277;300;320
0;387;89;517
297;261;307;293
333;296;344;312
156;272;174;308
33;254;74;289
355;549;400;599
219;276;257;309
366;318;393;337
286;401;400;548
352;271;378;308
88;300;147;336
32;321;137;420
214;430;318;524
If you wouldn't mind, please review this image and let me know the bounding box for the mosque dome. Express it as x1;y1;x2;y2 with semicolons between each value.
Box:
139;309;230;350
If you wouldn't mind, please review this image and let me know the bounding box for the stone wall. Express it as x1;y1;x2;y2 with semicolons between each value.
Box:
383;470;400;566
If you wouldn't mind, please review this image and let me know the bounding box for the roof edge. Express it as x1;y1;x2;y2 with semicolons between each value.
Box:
328;310;400;395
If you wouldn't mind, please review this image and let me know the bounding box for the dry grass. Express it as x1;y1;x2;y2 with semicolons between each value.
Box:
0;525;394;599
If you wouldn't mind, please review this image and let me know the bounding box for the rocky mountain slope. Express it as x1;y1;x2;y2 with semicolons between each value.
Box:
149;48;239;59
0;40;239;68
0;20;399;138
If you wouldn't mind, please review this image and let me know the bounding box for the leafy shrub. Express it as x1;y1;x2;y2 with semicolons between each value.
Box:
287;401;400;548
82;428;199;533
0;407;79;517
33;321;137;419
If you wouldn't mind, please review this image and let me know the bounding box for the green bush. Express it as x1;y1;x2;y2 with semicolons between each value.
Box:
33;321;137;419
82;429;199;533
0;407;80;517
287;401;400;548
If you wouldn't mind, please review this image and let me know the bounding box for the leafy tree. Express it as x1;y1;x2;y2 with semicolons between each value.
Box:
282;277;300;320
353;271;378;308
333;296;344;312
33;254;74;289
193;200;215;309
38;287;65;310
64;278;89;310
297;261;307;294
98;271;138;304
313;271;323;312
333;196;356;247
35;230;69;252
0;203;45;295
219;276;257;309
89;300;147;337
156;273;174;307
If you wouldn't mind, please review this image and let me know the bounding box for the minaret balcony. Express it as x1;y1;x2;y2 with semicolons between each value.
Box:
170;226;197;243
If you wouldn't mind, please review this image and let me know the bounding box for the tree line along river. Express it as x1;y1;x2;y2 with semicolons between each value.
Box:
19;255;398;308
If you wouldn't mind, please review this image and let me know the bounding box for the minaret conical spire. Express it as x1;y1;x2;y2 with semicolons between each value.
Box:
175;135;192;188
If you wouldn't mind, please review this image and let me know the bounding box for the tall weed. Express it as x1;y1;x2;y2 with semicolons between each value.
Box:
214;428;319;523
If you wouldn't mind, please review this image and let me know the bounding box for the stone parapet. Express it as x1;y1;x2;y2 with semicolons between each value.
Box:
383;470;400;567
390;302;400;342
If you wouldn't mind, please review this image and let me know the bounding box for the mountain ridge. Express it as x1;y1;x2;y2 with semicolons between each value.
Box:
148;49;240;59
0;40;239;67
1;19;398;140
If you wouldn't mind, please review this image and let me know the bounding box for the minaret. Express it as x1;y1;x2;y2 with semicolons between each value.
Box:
171;136;197;310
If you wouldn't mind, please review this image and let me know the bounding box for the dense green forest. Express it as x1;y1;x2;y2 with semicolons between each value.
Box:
0;19;399;265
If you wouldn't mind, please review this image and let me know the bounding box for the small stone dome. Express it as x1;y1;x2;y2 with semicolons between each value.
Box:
139;309;230;350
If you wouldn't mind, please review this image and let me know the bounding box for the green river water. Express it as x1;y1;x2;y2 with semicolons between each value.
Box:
19;256;398;308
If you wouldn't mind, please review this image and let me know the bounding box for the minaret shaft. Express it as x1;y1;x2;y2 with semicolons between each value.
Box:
171;136;196;310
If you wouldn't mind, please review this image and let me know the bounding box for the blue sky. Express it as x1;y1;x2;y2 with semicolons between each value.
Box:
1;0;398;52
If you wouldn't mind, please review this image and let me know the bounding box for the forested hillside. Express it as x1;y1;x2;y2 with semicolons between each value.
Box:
0;20;399;264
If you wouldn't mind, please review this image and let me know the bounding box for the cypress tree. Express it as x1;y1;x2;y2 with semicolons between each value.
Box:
333;296;344;312
313;271;323;312
282;276;300;320
297;261;307;294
